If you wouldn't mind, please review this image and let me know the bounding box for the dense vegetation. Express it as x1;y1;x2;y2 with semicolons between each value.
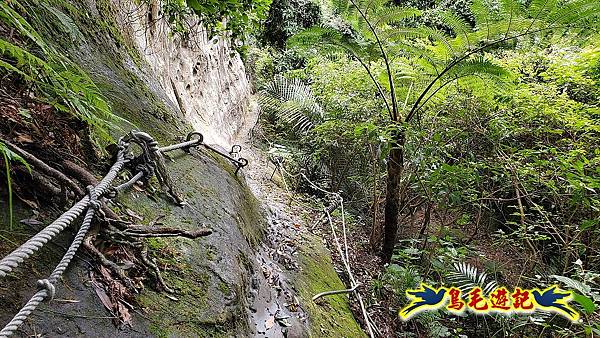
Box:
0;0;599;336
253;0;600;336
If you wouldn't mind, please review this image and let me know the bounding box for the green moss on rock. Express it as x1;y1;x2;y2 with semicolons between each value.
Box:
294;234;367;338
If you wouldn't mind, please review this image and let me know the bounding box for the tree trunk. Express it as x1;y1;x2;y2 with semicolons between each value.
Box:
381;131;405;263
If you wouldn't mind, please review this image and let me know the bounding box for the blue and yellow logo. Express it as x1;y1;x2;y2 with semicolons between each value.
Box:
400;283;579;322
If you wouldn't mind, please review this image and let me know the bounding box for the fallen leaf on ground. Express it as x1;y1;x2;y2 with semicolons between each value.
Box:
92;280;114;314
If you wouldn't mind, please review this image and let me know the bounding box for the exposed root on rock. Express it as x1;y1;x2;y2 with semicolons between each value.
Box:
0;136;211;325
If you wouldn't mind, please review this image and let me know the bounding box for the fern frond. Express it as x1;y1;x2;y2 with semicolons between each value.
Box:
373;7;422;28
0;2;49;53
471;0;493;32
548;0;600;26
528;0;558;21
259;76;324;134
0;59;33;80
0;2;126;142
289;26;379;62
447;56;508;78
447;262;498;295
499;0;525;19
42;3;84;42
383;26;453;53
467;18;533;43
438;10;472;43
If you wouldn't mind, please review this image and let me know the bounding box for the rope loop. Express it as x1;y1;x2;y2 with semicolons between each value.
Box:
135;162;155;181
36;279;55;301
86;186;101;210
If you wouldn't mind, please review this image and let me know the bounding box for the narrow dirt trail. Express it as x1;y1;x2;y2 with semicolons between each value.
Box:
224;98;366;337
241;144;310;337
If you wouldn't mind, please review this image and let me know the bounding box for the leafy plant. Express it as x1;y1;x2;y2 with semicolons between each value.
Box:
288;0;600;263
0;1;124;143
261;0;321;48
259;75;324;134
447;262;497;295
161;0;272;45
0;142;30;229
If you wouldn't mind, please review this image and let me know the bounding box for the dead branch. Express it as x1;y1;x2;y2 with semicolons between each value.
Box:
83;235;136;291
139;243;174;293
312;282;362;301
122;226;212;239
61;159;98;187
59;159;123;222
1;138;84;196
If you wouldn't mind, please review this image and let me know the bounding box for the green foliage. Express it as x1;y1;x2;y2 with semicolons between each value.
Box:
161;0;272;44
259;75;323;134
0;1;124;143
0;142;30;229
261;0;321;48
259;0;600;333
447;262;497;295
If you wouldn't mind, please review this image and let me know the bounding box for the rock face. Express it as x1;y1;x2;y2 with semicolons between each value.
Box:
0;1;363;337
113;0;252;146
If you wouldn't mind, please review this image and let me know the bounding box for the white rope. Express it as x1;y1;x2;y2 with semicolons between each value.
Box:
0;142;129;278
0;187;101;338
0;131;247;338
0;130;216;337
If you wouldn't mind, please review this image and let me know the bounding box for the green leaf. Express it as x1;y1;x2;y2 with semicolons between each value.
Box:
186;0;202;11
572;292;596;314
550;275;591;295
579;219;598;231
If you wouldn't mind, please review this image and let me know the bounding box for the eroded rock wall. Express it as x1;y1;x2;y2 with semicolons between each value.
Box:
0;1;261;337
113;0;252;146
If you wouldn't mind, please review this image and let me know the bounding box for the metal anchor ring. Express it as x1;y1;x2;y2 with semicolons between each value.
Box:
185;131;204;153
230;144;242;156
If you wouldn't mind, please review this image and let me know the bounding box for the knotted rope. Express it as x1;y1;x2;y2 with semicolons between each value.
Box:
0;139;130;278
0;185;101;337
0;130;244;337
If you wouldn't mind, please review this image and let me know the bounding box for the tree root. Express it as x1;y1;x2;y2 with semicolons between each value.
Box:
83;235;137;291
60;159;98;187
97;222;211;293
1;138;84;196
139;243;174;293
122;225;212;239
2;134;212;322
